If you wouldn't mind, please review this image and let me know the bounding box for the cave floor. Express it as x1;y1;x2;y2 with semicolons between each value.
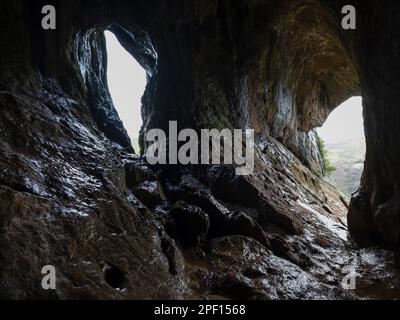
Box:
1;90;399;299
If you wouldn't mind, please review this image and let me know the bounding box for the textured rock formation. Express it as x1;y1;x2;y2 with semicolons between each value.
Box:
347;1;400;247
0;0;399;299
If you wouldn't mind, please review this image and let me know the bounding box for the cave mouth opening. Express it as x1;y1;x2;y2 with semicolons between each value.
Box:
104;30;147;154
317;97;366;198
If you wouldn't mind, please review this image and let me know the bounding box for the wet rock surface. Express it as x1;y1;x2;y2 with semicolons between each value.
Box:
0;0;399;300
170;201;210;247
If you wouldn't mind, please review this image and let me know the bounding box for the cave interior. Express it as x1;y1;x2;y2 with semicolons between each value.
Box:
1;0;400;299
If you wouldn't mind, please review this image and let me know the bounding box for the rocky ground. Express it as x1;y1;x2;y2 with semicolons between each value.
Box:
1;83;398;299
1;0;400;300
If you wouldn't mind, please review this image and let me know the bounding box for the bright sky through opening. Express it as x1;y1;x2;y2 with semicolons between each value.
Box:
317;96;364;143
104;32;363;155
105;31;146;152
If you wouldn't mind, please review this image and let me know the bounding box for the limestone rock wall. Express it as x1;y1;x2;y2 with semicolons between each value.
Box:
0;0;399;299
348;0;400;247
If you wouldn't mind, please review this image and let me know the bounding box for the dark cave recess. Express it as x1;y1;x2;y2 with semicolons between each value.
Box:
0;0;400;299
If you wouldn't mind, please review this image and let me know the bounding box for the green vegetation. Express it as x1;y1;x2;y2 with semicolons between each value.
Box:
317;134;336;176
322;138;365;196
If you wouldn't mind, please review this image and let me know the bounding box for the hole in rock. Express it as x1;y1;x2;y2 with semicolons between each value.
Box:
317;97;366;197
105;30;147;154
103;264;128;290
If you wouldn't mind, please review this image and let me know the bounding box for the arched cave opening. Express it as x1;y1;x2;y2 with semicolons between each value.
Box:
104;30;147;154
3;0;400;301
317;97;366;198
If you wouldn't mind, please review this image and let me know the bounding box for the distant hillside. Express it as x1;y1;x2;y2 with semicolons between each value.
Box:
323;138;366;197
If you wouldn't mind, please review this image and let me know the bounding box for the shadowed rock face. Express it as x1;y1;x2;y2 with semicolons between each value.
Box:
0;0;399;299
347;1;400;248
